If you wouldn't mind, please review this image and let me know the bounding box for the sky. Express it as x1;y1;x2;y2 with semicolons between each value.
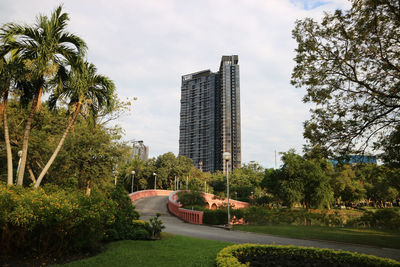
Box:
0;0;351;168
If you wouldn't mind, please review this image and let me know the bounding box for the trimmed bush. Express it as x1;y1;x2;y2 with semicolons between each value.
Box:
216;244;400;267
177;190;206;209
203;208;244;225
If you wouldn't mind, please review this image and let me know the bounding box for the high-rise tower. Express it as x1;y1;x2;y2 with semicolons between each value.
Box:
179;55;241;173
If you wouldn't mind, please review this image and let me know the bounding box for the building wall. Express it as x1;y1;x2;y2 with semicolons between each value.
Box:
179;56;241;173
179;70;216;172
132;141;149;161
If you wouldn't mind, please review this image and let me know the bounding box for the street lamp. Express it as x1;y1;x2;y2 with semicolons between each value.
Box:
153;172;157;190
113;170;119;185
223;152;231;229
131;170;135;193
15;150;23;184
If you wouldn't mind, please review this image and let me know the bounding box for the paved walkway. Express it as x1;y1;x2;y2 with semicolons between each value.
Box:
134;196;400;261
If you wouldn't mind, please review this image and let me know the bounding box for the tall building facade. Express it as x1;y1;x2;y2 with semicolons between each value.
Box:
131;141;149;161
179;55;241;173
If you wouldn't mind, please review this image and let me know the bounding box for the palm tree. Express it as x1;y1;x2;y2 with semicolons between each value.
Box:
0;5;86;186
34;60;115;189
0;46;23;185
0;55;13;185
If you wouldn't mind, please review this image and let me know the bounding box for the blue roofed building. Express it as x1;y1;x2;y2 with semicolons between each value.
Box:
329;155;377;166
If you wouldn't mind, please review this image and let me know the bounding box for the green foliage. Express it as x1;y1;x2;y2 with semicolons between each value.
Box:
216;244;400;267
349;208;400;230
203;208;244;225
149;213;165;239
331;165;365;204
0;101;129;190
292;1;400;156
264;150;333;209
104;181;142;241
177;190;206;209
241;206;343;227
117;152;196;192
381;125;400;168
0;182;151;259
0;183;115;257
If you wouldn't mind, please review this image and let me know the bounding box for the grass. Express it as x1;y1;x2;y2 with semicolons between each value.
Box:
234;224;400;249
52;233;231;267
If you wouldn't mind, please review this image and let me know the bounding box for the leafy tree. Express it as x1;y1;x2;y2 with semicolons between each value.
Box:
0;102;128;192
330;165;365;205
0;48;23;185
0;5;86;186
264;150;333;209
380;125;400;168
356;164;399;206
292;1;400;156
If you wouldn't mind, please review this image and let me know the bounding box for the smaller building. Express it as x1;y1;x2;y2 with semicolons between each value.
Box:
131;141;149;161
329;155;377;166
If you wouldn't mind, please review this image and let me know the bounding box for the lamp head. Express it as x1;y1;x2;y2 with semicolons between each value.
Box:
223;152;231;161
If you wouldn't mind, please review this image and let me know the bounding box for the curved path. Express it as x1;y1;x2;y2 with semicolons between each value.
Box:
134;196;400;261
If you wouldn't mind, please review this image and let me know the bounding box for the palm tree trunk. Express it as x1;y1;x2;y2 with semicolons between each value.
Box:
3;92;13;185
34;103;81;188
16;89;41;186
0;90;6;126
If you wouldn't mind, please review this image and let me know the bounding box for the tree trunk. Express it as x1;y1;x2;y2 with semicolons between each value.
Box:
34;103;81;188
3;92;13;186
27;163;36;184
0;90;6;126
16;89;41;186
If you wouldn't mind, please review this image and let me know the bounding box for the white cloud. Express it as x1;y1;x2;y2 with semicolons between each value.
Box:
0;0;351;168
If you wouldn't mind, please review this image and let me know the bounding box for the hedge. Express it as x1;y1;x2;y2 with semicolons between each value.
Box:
203;208;244;225
216;244;400;267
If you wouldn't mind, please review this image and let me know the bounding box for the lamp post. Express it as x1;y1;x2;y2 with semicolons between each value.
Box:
131;170;135;193
113;170;118;185
153;172;157;190
223;152;231;229
15;150;23;184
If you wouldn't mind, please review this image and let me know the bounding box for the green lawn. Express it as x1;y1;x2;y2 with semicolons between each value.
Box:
234;225;400;249
52;233;231;267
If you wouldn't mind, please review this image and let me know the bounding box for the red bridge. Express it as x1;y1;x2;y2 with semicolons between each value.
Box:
130;189;249;225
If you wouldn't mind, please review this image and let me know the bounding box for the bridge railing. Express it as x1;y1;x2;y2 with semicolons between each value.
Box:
129;189;173;202
168;191;203;224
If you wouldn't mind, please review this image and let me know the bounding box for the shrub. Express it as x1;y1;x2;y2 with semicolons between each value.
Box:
149;213;165;239
242;206;344;227
216;244;400;267
0;182;149;259
0;184;115;258
177;190;206;209
104;181;142;241
349;208;400;229
203;208;244;225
